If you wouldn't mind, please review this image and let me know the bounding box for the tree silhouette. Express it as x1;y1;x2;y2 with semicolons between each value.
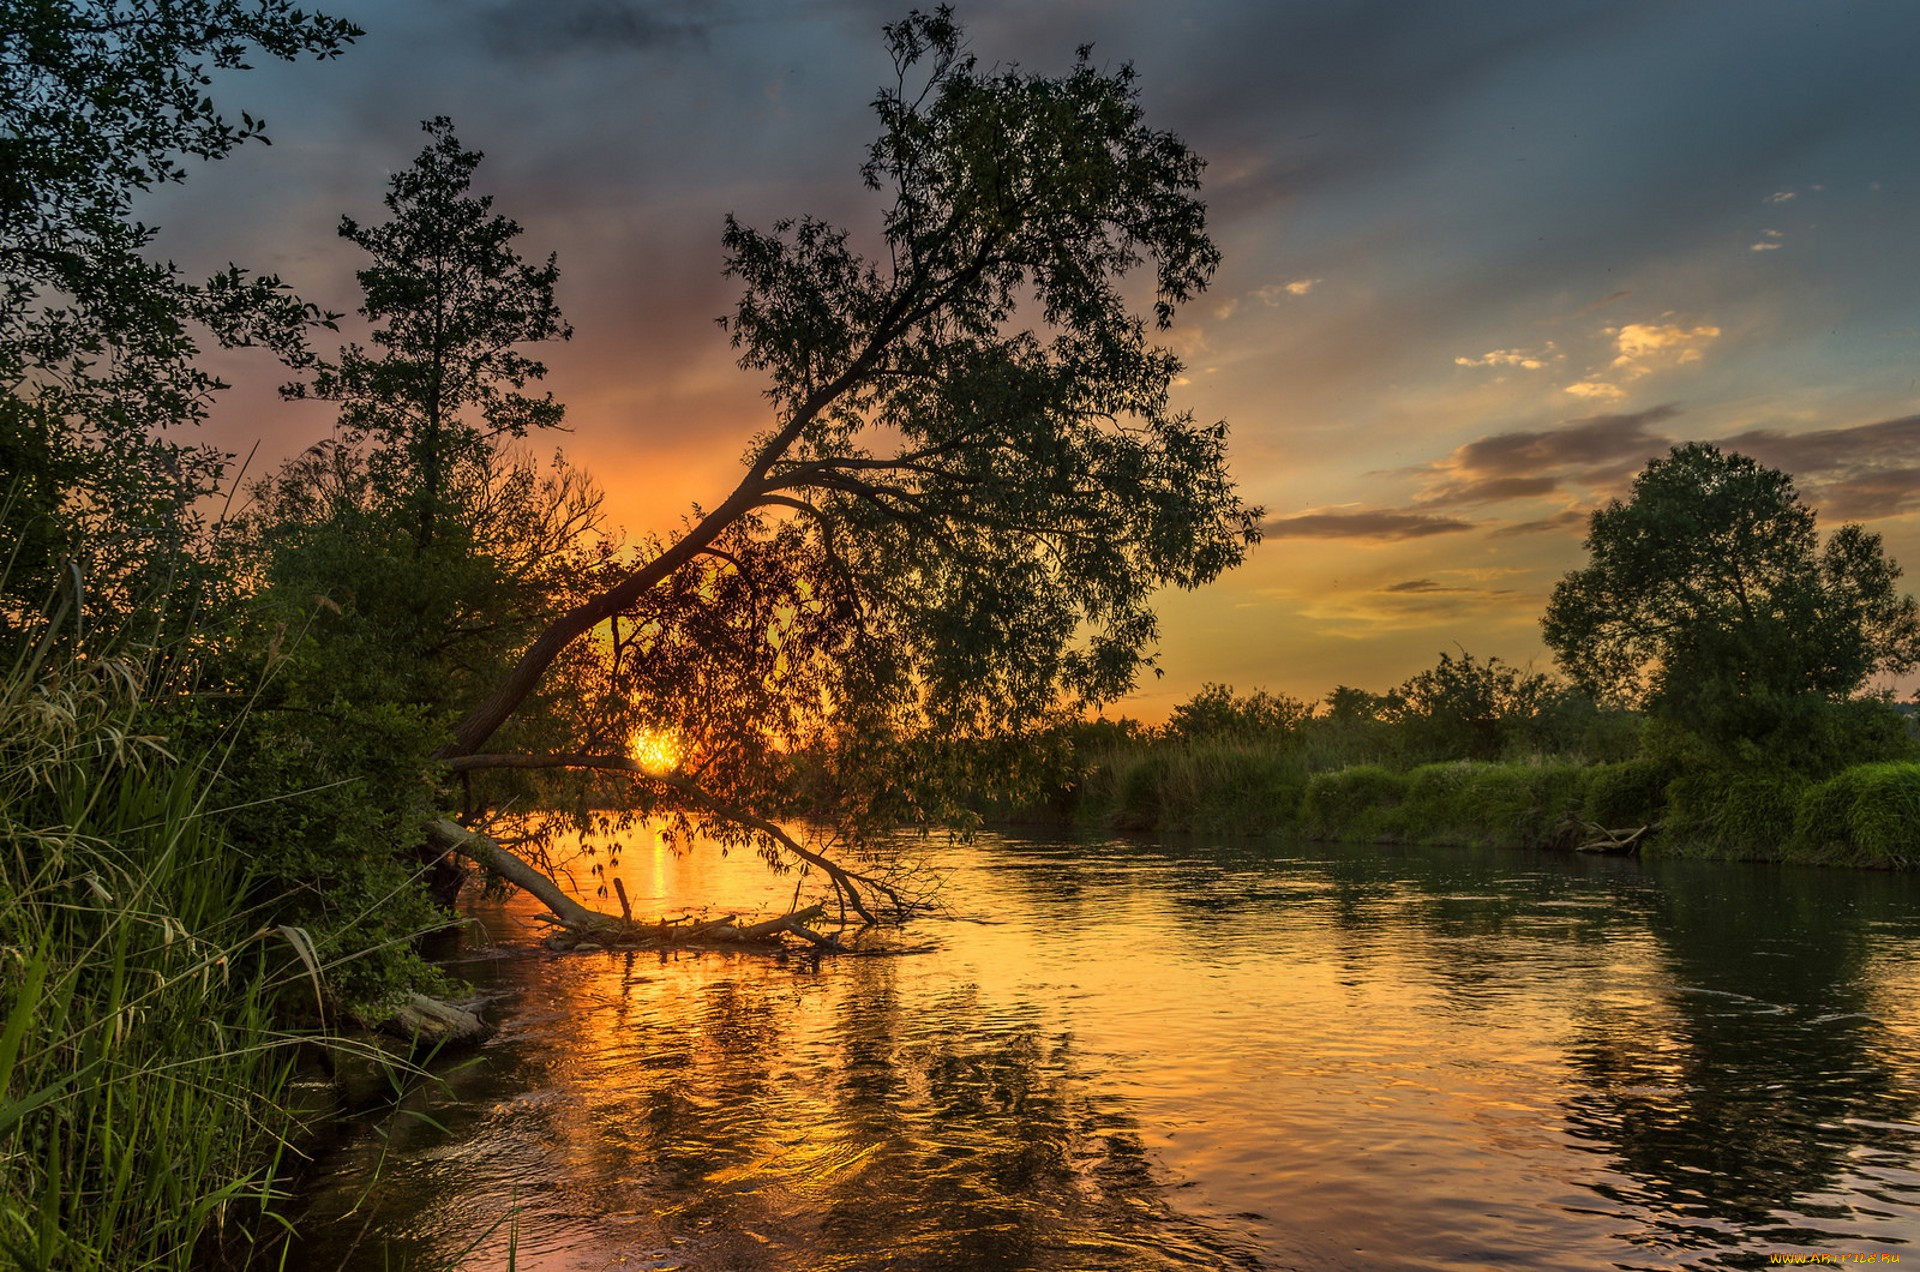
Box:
434;8;1262;923
283;118;571;551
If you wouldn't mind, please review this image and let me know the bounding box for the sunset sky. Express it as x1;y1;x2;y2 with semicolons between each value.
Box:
149;0;1920;717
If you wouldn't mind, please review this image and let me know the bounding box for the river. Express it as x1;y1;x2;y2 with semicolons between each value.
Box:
282;829;1920;1270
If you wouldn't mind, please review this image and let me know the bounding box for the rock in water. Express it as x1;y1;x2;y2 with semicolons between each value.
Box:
382;993;492;1047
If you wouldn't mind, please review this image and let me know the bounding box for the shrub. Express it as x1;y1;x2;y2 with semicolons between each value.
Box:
1300;765;1410;840
1790;762;1920;867
1584;758;1674;828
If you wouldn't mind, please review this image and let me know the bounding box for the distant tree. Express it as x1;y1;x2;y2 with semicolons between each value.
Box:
1393;650;1554;761
1164;682;1311;742
1322;684;1391;726
0;0;357;631
283;118;571;550
1542;443;1920;749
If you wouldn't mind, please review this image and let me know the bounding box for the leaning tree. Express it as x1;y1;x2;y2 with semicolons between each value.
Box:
424;8;1262;936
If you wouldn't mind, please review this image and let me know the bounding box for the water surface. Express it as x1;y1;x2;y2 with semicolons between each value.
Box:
286;831;1920;1269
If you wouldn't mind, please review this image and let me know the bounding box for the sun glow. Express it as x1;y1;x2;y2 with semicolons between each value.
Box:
630;728;683;775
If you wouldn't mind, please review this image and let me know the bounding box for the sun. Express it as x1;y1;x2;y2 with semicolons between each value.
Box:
629;728;682;776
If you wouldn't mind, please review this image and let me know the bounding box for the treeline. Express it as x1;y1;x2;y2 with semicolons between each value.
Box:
998;669;1918;868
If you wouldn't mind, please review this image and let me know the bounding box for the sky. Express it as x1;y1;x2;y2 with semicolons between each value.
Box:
146;0;1920;718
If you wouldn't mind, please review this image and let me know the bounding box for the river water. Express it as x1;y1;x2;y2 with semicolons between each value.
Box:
283;830;1920;1270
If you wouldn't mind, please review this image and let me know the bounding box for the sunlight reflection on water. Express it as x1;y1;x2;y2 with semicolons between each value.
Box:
286;829;1920;1270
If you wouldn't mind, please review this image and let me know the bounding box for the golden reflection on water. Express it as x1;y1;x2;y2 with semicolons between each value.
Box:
286;832;1920;1271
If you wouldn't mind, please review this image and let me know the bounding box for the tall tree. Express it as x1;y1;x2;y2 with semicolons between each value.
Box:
0;0;357;629
1542;442;1920;747
435;8;1262;923
284;118;571;550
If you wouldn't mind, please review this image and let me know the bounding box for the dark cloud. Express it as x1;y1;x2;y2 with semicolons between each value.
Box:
1446;404;1679;481
1490;509;1589;538
1407;404;1679;512
1264;511;1475;540
1719;415;1920;520
1414;473;1563;506
477;0;711;56
1380;577;1517;597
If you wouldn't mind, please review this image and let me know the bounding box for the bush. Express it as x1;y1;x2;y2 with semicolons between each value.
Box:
1396;760;1587;848
1584;758;1674;828
0;648;401;1268
1790;762;1920;867
1663;768;1809;860
1300;765;1410;840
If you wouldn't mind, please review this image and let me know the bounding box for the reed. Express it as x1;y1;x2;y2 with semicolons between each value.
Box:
0;635;394;1268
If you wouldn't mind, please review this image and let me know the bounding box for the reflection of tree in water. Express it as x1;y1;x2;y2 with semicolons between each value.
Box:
289;943;1264;1271
627;969;1263;1270
1560;866;1920;1261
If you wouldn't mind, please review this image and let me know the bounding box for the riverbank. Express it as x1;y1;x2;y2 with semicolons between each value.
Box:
996;741;1920;868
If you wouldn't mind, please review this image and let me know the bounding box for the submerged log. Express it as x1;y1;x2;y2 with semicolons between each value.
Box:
541;904;843;953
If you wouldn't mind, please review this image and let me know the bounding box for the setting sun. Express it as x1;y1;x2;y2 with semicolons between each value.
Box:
629;728;683;775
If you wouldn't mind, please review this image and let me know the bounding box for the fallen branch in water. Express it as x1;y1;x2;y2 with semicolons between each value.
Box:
1573;820;1659;855
425;818;847;953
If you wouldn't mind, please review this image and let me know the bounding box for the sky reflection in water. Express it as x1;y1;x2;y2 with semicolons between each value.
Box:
286;832;1920;1270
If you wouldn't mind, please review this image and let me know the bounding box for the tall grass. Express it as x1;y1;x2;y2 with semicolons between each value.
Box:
0;641;363;1268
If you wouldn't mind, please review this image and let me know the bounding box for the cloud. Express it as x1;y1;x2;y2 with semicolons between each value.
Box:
1718;414;1920;519
1256;278;1322;303
1563;319;1720;399
1263;510;1476;540
478;0;709;56
1750;241;1782;252
1564;380;1625;401
1455;343;1557;370
1490;509;1589;537
1413;404;1679;507
1766;190;1796;203
1609;321;1721;378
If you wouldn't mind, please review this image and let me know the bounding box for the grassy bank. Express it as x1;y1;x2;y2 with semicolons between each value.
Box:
1033;739;1920;868
0;649;398;1269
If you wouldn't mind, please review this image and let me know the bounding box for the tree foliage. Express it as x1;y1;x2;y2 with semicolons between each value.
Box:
1;0;357;627
1543;443;1920;748
283;117;571;549
1393;650;1556;762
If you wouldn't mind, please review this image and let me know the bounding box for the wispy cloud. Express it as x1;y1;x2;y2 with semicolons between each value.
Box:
1257;278;1322;303
1413;404;1679;507
1564;319;1720;399
1263;509;1476;540
1455;343;1557;370
1609;321;1721;378
1564;380;1625;401
1719;414;1920;519
1491;509;1589;537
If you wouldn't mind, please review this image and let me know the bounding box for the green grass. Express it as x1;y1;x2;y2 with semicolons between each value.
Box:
1784;762;1920;868
1046;731;1920;871
0;644;411;1269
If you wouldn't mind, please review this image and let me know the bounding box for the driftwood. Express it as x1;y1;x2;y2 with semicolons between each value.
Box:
1573;820;1659;855
424;819;845;954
